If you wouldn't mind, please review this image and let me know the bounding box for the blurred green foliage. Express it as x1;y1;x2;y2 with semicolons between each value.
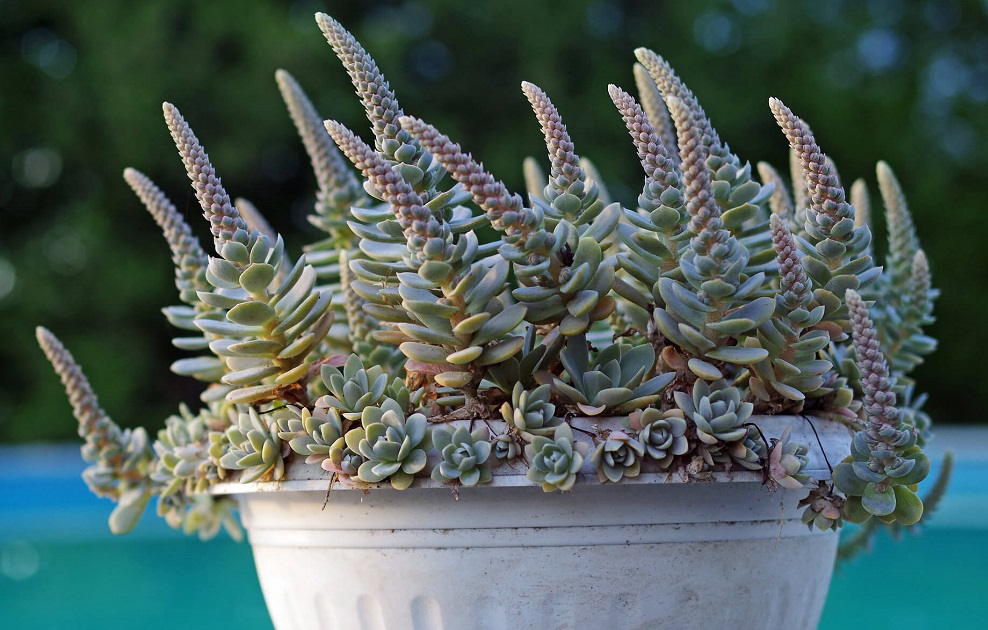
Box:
2;0;985;442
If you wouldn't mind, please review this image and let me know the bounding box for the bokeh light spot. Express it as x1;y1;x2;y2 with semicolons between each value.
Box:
0;258;16;303
43;226;88;276
1;541;40;581
693;11;741;55
586;1;624;38
12;147;63;189
0;258;17;302
21;28;77;79
411;40;452;81
856;28;903;73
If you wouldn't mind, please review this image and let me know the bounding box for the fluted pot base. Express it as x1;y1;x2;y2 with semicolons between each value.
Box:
240;481;837;630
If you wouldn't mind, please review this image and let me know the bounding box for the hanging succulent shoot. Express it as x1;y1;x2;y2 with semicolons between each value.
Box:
833;290;929;526
38;11;941;536
36;328;154;534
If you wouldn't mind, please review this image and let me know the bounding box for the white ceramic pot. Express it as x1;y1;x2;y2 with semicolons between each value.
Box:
213;415;851;630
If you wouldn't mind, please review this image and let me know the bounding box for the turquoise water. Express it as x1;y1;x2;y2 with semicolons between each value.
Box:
2;439;982;629
1;538;267;630
823;529;986;629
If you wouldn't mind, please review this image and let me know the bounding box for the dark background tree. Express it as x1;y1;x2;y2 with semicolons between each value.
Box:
3;0;984;442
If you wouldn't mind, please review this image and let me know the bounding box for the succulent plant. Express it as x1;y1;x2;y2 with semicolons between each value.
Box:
36;10;942;549
839;451;953;561
799;481;845;532
770;99;879;314
276;405;344;467
323;435;367;483
166;103;336;407
431;425;494;487
609;82;687;301
833;290;929;526
728;425;767;472
316;354;412;421
525;423;590;493
492;432;524;462
675;379;752;445
628;407;689;468
36;327;154;534
347;398;431;490
152;403;229;497
767;426;811;490
484;325;565;393
500;382;562;439
216;407;286;484
591;430;646;483
674;379;765;470
746;216;834;408
549;339;675;415
156;493;243;542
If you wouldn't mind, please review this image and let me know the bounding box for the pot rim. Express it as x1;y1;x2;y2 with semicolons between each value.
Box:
211;413;852;495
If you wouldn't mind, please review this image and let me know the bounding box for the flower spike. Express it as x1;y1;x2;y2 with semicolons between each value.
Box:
520;81;608;229
276;69;365;237
769;98;860;265
36;327;111;440
771;214;812;313
399;116;524;228
316;13;416;161
324;120;427;233
634;48;727;159
521;81;584;196
607;84;678;187
632;62;679;166
399;115;549;255
666;97;720;248
123;168;209;306
163;102;248;251
36;327;153;533
877;161;919;295
848;289;898;426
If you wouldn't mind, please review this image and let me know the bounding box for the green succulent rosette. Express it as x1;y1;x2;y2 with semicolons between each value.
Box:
500;382;562;439
590;430;645;483
628;407;688;469
524;423;590;492
767;426;810;490
431;425;493;487
347;398;431;490
276;405;344;467
217;407;286;484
